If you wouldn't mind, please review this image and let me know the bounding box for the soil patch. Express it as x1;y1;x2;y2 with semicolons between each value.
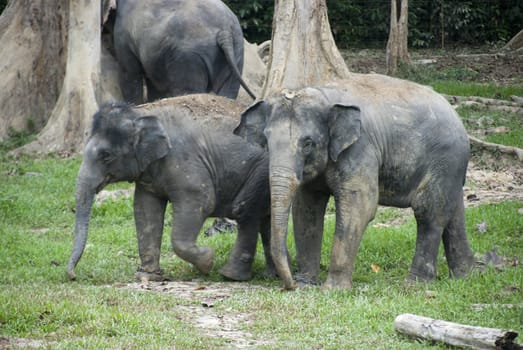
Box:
344;48;523;86
118;281;272;349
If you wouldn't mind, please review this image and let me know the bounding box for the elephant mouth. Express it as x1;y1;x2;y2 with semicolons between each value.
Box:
95;176;113;194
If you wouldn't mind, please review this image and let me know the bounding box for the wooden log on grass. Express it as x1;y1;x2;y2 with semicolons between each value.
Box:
469;135;523;162
394;313;521;349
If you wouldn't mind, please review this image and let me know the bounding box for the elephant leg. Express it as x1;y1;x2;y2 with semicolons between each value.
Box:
442;190;474;278
219;219;259;281
165;54;210;96
408;216;444;282
213;68;240;99
170;202;214;274
293;187;329;285
324;181;378;290
260;216;277;278
115;44;145;104
145;78;164;102
134;186;167;281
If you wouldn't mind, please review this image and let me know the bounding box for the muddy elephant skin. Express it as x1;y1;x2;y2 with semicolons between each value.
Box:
67;96;273;282
235;74;475;290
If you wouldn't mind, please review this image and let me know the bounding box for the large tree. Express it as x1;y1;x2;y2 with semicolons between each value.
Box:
262;0;350;97
0;1;68;142
21;0;103;153
386;0;409;75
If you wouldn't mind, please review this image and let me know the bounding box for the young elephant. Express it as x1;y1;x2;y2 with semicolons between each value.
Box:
67;97;273;282
235;74;475;290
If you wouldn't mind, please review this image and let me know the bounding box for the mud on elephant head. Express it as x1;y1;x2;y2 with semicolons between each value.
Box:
102;0;257;104
235;75;476;290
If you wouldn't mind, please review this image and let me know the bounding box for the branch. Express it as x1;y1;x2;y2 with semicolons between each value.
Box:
469;135;523;162
442;94;523;114
394;313;522;350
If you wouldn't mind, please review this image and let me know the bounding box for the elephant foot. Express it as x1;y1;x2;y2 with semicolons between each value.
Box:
219;253;253;281
448;254;475;279
194;247;214;274
134;268;166;282
323;273;353;290
406;271;435;283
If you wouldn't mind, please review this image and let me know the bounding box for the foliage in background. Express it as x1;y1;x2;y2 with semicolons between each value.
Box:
223;0;522;48
222;0;274;43
2;0;519;48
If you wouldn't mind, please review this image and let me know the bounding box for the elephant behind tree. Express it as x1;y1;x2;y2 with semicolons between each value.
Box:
109;0;256;104
235;74;475;290
67;94;273;282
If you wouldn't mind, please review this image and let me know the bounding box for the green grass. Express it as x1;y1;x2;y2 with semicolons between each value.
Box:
459;106;523;149
1;68;522;348
397;63;523;100
0;152;521;349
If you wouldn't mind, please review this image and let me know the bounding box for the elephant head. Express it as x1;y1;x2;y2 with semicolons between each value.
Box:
67;103;170;280
234;89;361;289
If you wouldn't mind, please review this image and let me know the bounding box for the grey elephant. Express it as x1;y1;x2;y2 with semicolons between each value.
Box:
235;74;475;290
109;0;256;104
67;96;273;282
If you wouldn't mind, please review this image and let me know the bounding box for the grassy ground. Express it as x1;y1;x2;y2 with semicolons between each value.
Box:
1;71;522;348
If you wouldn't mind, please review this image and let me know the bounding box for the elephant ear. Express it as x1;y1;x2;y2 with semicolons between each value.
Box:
328;104;361;162
134;116;171;172
234;100;268;147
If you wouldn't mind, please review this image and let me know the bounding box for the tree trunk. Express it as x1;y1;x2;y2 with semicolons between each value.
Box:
386;0;409;75
17;0;102;154
503;29;523;52
262;0;350;97
0;0;68;142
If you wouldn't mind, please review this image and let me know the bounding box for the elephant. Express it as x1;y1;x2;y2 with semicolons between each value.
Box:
235;74;475;290
67;95;273;282
108;0;256;104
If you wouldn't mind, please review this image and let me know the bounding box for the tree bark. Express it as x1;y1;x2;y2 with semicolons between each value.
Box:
386;0;409;75
503;29;523;52
469;135;523;162
394;313;521;349
0;0;68;141
262;0;350;97
16;0;102;154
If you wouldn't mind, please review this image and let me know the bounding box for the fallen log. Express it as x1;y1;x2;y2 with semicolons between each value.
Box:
394;313;521;350
442;94;523;108
469;135;523;162
458;102;522;114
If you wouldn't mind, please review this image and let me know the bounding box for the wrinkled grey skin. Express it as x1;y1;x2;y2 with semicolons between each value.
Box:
235;74;475;290
110;0;256;103
67;101;273;282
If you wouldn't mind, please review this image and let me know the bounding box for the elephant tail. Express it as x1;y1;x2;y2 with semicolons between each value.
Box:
216;30;257;100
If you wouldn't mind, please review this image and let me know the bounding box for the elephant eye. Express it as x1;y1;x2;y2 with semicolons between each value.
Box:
301;138;315;156
98;149;113;164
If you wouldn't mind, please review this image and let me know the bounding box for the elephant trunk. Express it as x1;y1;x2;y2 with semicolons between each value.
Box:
67;162;104;280
270;166;299;290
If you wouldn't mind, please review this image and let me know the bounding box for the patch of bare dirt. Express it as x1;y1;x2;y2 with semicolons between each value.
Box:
465;161;523;207
344;48;523;86
0;337;48;349
118;281;272;349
